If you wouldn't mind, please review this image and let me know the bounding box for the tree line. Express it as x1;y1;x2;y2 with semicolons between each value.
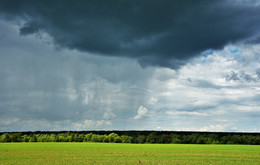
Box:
0;131;259;144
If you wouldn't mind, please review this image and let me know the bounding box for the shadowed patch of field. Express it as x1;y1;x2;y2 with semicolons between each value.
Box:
0;143;259;164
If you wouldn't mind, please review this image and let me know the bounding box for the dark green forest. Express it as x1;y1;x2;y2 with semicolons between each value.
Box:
0;131;259;144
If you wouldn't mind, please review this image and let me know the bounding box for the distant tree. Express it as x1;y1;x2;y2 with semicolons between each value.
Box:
73;133;79;142
66;135;73;142
37;134;43;142
227;140;234;144
29;134;37;142
246;135;260;145
159;134;171;144
208;134;219;141
206;138;213;144
256;136;260;145
11;133;22;142
91;134;99;142
221;135;231;144
77;134;84;142
0;131;258;144
114;136;122;143
0;133;11;142
241;135;250;144
212;140;220;144
121;135;133;143
182;135;190;144
137;135;146;144
230;135;241;144
85;133;93;142
172;138;182;144
196;136;207;144
146;133;158;143
97;135;105;142
108;133;120;143
170;134;183;144
49;134;57;142
190;133;200;144
21;135;30;142
103;135;109;143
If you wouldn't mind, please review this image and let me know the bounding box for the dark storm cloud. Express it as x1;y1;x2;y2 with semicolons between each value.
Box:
0;21;154;131
1;0;260;68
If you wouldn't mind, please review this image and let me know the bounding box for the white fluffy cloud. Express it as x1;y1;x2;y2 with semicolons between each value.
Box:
200;124;227;132
142;44;260;132
103;112;116;120
133;106;148;120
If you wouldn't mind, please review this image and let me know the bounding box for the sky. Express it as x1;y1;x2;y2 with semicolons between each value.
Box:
0;0;260;132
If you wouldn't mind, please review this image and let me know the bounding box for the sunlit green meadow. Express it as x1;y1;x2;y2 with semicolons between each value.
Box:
0;143;259;164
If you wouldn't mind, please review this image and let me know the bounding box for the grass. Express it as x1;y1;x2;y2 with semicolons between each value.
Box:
0;143;260;164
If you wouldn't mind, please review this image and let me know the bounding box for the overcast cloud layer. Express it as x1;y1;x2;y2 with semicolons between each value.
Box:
0;0;260;132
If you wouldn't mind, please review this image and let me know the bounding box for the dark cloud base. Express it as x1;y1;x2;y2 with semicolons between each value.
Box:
1;0;260;68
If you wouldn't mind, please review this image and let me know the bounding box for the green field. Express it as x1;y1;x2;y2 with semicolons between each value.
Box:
0;143;260;164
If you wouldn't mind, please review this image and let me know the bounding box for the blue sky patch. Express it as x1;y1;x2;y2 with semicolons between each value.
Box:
202;49;214;55
228;48;239;54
